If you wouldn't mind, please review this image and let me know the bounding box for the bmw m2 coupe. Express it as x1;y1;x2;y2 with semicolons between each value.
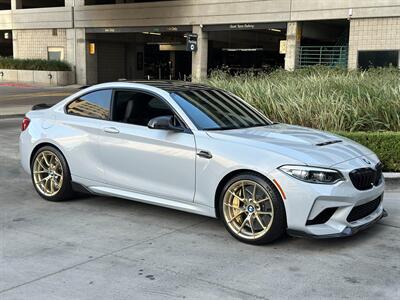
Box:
20;81;387;244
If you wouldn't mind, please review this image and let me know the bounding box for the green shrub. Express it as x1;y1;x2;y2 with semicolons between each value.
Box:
205;67;400;132
0;57;71;71
336;131;400;172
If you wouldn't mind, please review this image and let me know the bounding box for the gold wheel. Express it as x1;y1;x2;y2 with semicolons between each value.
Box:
33;150;64;197
222;180;274;240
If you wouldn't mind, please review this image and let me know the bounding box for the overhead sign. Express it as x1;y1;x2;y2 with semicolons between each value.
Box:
87;26;192;34
185;33;198;52
203;22;286;32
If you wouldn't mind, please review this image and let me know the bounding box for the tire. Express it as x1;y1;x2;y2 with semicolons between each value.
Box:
219;172;286;245
30;146;75;202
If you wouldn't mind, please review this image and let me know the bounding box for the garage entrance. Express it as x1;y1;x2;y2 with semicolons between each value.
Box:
298;20;349;67
204;23;287;74
0;30;13;57
87;26;192;83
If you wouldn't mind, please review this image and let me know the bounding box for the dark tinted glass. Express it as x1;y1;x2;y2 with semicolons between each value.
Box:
171;89;271;130
67;89;112;120
112;91;174;126
358;51;399;69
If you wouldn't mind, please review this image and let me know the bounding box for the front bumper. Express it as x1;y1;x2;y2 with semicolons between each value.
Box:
268;155;386;238
287;209;388;239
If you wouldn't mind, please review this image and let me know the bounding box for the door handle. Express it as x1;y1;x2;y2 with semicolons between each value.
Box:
197;150;212;159
103;127;120;134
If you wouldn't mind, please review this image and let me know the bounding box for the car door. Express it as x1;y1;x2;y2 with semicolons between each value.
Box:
99;89;196;203
59;88;113;183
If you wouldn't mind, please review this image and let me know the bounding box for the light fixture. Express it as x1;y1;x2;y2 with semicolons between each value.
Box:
222;48;263;52
89;43;96;55
269;28;282;33
142;32;162;36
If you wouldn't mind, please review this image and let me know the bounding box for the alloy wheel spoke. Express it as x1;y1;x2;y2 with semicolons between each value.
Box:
228;210;246;223
252;183;257;198
36;175;51;184
255;214;266;230
249;216;255;238
42;153;50;167
50;179;55;193
34;170;48;174
257;211;273;216
242;182;247;199
227;190;245;202
224;202;240;209
238;216;249;234
255;197;270;204
38;159;47;170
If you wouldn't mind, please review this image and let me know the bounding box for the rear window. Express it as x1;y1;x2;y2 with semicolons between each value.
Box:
66;89;112;120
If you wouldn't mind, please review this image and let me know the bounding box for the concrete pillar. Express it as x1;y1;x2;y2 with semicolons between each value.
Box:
347;20;357;70
285;22;302;71
67;28;98;84
11;0;22;10
12;30;18;59
66;28;91;84
191;25;208;82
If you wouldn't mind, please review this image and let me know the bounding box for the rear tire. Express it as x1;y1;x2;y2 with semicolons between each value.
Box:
219;173;286;245
31;146;75;202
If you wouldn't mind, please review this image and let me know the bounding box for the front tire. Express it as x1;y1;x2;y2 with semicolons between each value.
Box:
31;146;75;202
219;173;286;245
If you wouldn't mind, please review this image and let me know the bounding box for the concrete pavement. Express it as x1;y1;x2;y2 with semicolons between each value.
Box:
0;118;399;299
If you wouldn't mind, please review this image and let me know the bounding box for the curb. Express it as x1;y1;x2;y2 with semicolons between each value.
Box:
0;113;25;119
384;173;400;189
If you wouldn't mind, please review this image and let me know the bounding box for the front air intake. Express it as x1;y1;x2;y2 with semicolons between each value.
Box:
347;196;382;223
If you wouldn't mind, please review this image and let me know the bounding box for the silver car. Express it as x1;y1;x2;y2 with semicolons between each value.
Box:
20;81;386;244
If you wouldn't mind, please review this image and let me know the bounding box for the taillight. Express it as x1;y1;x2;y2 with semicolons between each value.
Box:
21;116;30;131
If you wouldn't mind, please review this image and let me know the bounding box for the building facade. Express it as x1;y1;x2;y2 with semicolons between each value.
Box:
0;0;399;84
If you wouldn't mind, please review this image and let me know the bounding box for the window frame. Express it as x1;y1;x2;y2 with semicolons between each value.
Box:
64;88;113;121
110;88;192;134
47;47;65;61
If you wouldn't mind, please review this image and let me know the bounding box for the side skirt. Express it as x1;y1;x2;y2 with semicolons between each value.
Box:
87;185;217;218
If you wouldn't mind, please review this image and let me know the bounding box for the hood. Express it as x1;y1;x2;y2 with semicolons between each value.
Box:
206;124;374;167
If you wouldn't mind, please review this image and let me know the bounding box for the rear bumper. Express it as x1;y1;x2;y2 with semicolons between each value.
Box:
287;209;388;239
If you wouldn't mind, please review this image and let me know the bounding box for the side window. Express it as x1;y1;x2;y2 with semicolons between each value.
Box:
112;90;175;126
66;89;112;120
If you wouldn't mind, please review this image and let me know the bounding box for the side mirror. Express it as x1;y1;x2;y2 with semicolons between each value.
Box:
147;115;184;132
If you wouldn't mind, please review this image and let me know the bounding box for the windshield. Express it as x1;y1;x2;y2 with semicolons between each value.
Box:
170;89;272;130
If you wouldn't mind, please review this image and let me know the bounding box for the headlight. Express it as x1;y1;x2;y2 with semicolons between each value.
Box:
278;165;344;184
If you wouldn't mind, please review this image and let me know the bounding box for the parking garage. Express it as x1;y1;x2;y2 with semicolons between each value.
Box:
205;23;287;74
85;22;288;82
86;26;192;82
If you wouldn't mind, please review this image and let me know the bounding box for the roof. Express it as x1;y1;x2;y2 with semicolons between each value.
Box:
123;80;212;92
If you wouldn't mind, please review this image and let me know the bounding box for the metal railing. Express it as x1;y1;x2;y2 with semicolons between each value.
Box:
297;46;349;68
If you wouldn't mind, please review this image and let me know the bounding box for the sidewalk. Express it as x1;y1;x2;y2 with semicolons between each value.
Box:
0;105;32;118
